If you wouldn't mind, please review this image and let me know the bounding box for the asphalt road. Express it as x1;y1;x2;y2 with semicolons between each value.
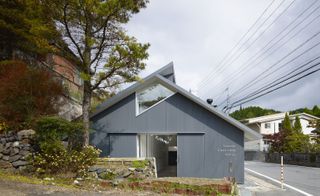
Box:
245;161;320;196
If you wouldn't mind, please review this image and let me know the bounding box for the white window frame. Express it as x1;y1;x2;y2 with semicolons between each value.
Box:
264;122;271;129
135;83;176;116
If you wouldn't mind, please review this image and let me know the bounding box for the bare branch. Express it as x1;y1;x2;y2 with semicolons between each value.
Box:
62;2;84;63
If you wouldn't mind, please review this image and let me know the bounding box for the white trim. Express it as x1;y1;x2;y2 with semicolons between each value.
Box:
245;168;313;196
136;135;140;158
135;83;176;116
136;93;176;117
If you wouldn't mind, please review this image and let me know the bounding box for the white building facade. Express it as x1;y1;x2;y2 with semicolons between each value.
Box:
244;112;319;152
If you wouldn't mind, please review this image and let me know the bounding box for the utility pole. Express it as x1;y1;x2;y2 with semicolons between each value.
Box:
226;87;230;114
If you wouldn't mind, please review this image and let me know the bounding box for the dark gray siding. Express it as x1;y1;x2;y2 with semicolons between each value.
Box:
109;134;137;157
177;134;205;177
91;93;244;183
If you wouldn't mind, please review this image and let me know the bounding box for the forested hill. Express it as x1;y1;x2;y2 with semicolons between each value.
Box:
230;105;320;121
229;106;279;121
289;105;320;118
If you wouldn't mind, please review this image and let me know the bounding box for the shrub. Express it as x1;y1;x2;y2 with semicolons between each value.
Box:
0;61;64;130
32;145;100;176
0;121;8;134
35;116;83;150
31;116;100;176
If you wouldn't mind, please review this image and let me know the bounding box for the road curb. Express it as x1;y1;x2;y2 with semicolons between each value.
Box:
245;169;282;188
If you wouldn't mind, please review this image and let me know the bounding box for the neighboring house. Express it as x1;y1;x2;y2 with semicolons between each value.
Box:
244;112;319;152
89;63;261;183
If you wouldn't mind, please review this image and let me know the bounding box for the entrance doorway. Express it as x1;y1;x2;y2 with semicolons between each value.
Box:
138;134;177;177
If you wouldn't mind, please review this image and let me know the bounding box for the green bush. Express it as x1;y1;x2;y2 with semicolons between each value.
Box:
35;116;83;150
31;116;101;176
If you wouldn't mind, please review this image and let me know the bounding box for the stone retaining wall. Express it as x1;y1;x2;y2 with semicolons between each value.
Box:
88;157;157;181
0;130;35;170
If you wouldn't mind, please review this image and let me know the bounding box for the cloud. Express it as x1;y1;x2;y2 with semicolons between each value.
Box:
126;0;320;111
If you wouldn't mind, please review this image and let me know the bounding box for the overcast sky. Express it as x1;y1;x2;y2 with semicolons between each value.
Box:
125;0;320;112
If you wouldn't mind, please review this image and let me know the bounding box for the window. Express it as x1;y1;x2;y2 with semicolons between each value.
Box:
136;83;174;114
265;123;271;129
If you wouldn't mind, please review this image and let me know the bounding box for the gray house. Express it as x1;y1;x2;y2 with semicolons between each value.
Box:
90;63;261;183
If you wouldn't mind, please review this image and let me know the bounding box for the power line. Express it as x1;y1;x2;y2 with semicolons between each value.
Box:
197;0;277;89
218;33;320;106
201;0;296;90
204;0;320;98
230;56;320;106
226;65;320;110
215;13;320;105
221;1;320;100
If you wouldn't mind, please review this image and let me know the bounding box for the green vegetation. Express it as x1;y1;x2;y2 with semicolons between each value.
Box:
32;116;100;176
121;180;233;195
99;172;116;180
230;105;320;121
269;114;311;153
230;106;279;120
0;0;58;59
40;0;150;145
132;160;148;169
0;61;64;131
289;105;320;117
282;113;292;134
293;116;302;133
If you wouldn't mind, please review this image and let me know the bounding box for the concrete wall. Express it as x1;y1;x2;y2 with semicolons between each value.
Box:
91;93;244;183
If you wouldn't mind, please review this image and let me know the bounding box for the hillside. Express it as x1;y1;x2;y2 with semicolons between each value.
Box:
230;106;279;120
230;105;320;121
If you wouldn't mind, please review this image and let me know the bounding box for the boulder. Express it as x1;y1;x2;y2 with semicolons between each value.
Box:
88;166;99;172
9;154;22;162
17;129;35;140
5;142;11;148
12;160;28;167
96;168;107;174
19;150;30;156
121;171;132;178
0;160;13;169
128;167;136;171
0;144;4;153
2;155;9;161
10;147;19;156
12;141;19;147
112;178;124;186
21;139;31;144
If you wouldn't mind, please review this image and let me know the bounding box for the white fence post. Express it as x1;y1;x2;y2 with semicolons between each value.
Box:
281;155;284;189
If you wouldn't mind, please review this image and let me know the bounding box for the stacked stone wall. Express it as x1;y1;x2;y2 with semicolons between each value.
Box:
0;130;35;170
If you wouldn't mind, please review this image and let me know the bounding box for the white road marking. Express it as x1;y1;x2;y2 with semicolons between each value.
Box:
245;168;314;196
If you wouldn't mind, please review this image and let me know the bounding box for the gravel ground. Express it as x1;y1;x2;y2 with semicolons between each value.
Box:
0;179;159;196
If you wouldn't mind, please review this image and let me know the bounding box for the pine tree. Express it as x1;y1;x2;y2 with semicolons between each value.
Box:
293;116;302;133
42;0;150;145
282;113;292;134
312;105;320;117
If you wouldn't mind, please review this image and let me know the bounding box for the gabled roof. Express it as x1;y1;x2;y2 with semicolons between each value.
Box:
91;63;261;141
244;112;319;124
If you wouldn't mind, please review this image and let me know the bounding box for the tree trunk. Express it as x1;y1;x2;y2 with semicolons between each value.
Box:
82;80;91;146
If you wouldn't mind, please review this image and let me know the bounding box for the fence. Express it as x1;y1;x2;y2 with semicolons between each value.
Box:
265;153;320;167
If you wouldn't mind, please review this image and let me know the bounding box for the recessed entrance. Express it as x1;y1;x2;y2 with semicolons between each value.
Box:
137;134;177;177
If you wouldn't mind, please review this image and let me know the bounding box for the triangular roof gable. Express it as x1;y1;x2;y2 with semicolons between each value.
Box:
91;63;261;141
